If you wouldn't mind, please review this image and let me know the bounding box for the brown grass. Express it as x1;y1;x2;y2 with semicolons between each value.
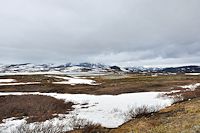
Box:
0;95;74;123
0;74;200;95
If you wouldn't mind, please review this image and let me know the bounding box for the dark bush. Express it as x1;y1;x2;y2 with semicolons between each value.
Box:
0;95;74;123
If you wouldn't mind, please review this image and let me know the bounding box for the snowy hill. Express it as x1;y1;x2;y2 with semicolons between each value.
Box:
0;63;200;74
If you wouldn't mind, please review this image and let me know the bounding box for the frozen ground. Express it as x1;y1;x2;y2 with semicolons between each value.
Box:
0;92;173;132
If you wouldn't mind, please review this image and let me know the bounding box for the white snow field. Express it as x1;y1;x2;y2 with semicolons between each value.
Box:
0;79;16;83
48;75;98;85
0;76;98;86
0;71;64;76
0;92;173;132
0;79;40;86
185;73;200;76
0;82;41;86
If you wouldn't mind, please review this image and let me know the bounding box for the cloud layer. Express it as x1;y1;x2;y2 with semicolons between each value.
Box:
0;0;200;66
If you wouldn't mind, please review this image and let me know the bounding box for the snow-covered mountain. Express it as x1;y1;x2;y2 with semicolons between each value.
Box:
0;63;199;74
124;66;162;73
0;63;109;73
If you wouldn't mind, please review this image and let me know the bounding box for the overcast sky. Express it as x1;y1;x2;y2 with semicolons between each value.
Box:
0;0;200;67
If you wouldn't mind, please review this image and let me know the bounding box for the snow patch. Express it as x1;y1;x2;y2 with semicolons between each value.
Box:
48;75;98;85
185;73;200;76
179;83;200;91
0;71;64;76
0;82;40;86
0;92;173;132
0;79;16;83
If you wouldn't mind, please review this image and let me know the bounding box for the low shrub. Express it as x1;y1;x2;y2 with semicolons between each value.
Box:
0;95;74;123
124;105;160;121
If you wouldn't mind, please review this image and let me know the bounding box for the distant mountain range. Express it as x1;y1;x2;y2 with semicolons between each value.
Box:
0;63;200;74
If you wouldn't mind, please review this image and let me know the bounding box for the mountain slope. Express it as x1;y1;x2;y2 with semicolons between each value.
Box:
0;63;200;74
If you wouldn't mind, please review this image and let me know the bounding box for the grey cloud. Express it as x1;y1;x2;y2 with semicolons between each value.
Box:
0;0;200;66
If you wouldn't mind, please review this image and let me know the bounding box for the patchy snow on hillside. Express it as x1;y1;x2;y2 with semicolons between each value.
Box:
0;92;173;132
